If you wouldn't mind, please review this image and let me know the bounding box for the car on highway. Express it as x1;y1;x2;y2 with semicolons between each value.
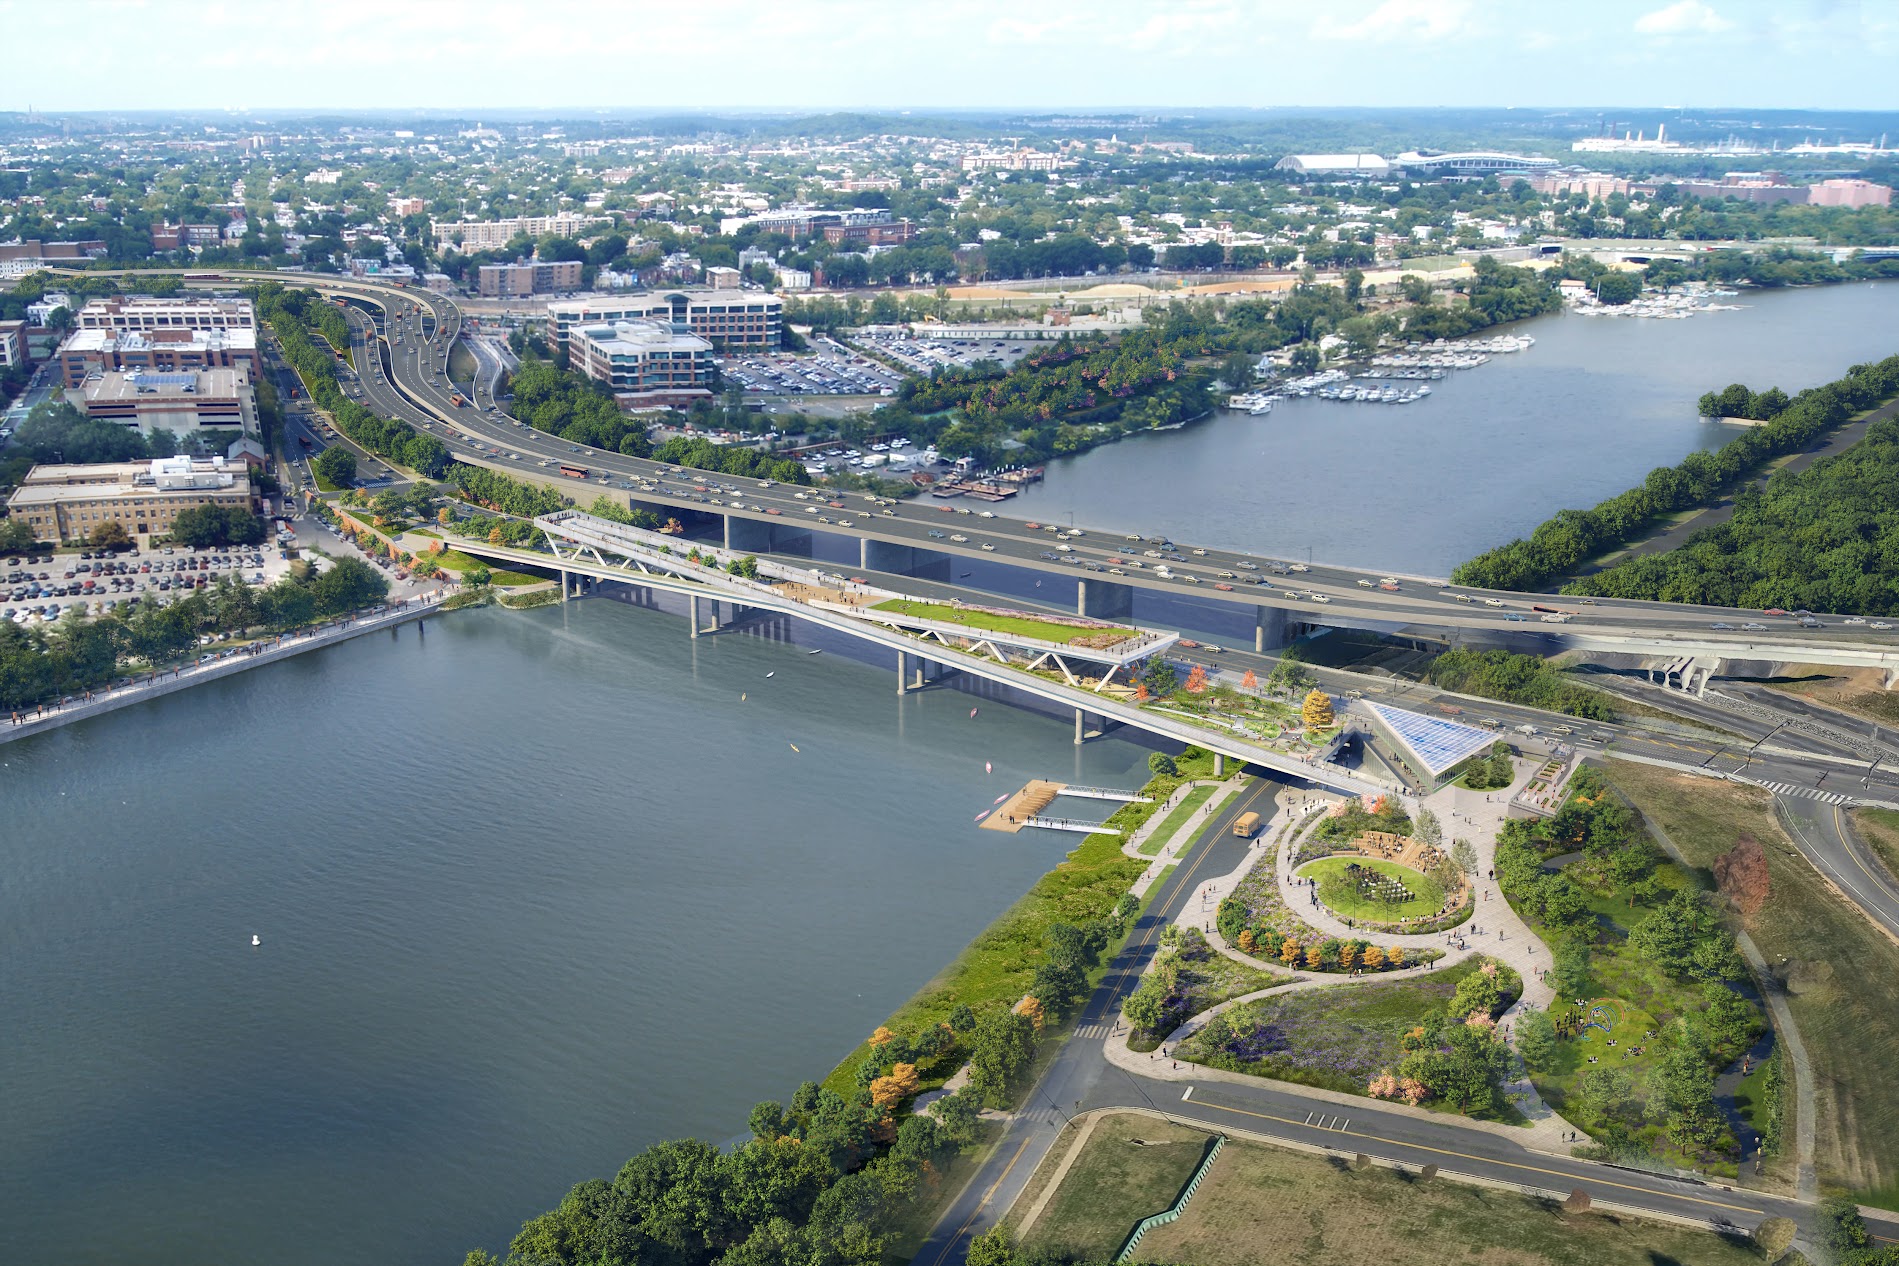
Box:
927;529;946;538
949;534;968;543
980;542;996;552
1236;561;1258;570
1875;622;1894;630
1742;622;1768;631
1710;622;1734;630
1309;593;1329;602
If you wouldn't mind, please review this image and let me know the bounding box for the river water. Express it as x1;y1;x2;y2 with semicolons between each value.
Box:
7;281;1897;1266
1011;283;1899;575
0;601;1152;1266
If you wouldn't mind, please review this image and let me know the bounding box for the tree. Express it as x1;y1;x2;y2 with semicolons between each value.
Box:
1241;668;1257;690
1713;835;1771;916
1549;943;1590;999
1594;272;1641;305
314;445;357;487
1451;838;1478;877
1753;1216;1797;1260
1415;808;1442;848
1301;689;1334;730
966;1009;1037;1107
868;1063;920;1114
1148;752;1177;777
1516;1006;1557;1070
87;520;131;549
1184;664;1208;694
965;1227;1020;1266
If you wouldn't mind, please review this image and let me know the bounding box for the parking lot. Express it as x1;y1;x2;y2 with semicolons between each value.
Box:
716;345;905;398
5;542;297;627
854;334;1039;376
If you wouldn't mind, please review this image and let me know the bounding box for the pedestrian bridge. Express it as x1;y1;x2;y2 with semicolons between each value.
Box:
448;510;1399;800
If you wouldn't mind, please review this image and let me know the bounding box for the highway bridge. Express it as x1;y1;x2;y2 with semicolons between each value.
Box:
75;268;1899;686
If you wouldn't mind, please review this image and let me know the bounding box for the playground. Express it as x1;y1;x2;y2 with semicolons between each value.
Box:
1296;856;1446;923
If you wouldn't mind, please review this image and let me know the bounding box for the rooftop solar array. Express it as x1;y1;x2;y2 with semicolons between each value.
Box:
1365;701;1495;776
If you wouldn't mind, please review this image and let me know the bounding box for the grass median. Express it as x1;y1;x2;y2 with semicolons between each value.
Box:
1010;1111;1761;1266
869;598;1134;647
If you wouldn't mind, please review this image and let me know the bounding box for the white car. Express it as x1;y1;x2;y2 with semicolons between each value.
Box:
1873;621;1894;631
980;542;996;552
950;533;968;543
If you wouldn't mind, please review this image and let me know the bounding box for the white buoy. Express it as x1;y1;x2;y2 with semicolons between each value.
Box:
251;934;261;947
986;761;993;774
766;671;775;678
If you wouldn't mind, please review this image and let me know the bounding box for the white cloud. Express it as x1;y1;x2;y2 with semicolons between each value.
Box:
1312;0;1474;43
1633;1;1733;36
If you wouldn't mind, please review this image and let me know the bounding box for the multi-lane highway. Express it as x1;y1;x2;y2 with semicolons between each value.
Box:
105;268;1899;674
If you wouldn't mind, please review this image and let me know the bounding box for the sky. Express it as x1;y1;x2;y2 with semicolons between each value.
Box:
3;0;1895;113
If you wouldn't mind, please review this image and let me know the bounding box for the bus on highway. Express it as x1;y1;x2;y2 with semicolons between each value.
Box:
298;435;313;449
1231;811;1262;839
559;464;589;479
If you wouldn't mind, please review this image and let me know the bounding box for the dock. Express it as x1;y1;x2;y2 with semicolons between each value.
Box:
982;779;1064;832
980;779;1139;833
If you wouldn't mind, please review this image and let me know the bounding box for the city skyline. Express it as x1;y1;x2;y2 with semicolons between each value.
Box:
5;0;1896;113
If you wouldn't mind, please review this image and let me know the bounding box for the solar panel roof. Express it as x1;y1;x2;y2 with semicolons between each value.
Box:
1365;701;1495;776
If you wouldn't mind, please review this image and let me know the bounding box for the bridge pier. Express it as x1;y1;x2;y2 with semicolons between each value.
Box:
689;594;699;639
1077;578;1134;621
1254;605;1289;654
1215;752;1226;776
725;514;772;554
863;537;936;577
897;650;907;696
1075;708;1085;745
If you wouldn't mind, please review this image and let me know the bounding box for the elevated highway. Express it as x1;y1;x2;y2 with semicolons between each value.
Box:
82;269;1899;680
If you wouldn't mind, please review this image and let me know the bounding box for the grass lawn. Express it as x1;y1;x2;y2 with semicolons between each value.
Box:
1178;958;1524;1122
1856;808;1899;884
868;598;1132;647
1033;1115;1765;1266
1138;785;1215;857
1009;1113;1212;1261
1610;762;1899;1206
487;568;548;587
429;549;548;586
408;527;441;539
1297;856;1445;922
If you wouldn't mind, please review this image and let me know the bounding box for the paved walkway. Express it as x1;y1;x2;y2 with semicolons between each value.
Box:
2;588;454;745
1101;767;1583;1148
1126;776;1249;897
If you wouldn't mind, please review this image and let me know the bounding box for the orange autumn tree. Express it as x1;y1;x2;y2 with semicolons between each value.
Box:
1280;939;1301;966
869;1062;920;1113
1135;682;1150;702
1014;996;1046;1031
1302;689;1335;730
868;1026;895;1049
1236;929;1257;954
1362;945;1387;971
1185;665;1208;694
1242;668;1258;691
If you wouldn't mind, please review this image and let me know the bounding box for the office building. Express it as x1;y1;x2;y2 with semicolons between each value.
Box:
57;326;260;388
1809;179;1892;208
0;320;25;369
76;296;256;333
477;259;584;297
547;290;782;349
0;239;108;279
74;367;260;438
5;456;254;544
567;319;714;409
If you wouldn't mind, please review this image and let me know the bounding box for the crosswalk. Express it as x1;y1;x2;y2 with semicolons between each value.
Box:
1758;779;1854;806
1074;1021;1113;1039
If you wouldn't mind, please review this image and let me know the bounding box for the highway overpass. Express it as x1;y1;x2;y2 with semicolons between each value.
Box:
79;269;1899;683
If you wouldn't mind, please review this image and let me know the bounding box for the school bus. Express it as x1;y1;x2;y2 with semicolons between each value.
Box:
1232;811;1262;838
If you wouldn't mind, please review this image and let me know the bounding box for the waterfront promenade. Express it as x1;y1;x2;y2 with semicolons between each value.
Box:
1;587;455;746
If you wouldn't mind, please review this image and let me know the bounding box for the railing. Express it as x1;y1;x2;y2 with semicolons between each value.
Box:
1061;785;1153;802
1115;1134;1225;1263
1020;816;1119;835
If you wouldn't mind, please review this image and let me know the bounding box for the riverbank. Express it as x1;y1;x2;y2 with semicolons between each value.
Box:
0;589;453;746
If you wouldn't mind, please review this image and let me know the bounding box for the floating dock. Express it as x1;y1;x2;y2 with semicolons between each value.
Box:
980;779;1140;833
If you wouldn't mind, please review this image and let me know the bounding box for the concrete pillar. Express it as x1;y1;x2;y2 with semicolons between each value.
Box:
559;570;568;603
724;515;732;551
1254;604;1289;654
1215;752;1226;776
1078;578;1134;621
689;594;699;639
1075;708;1086;745
897;650;908;696
860;537;870;570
